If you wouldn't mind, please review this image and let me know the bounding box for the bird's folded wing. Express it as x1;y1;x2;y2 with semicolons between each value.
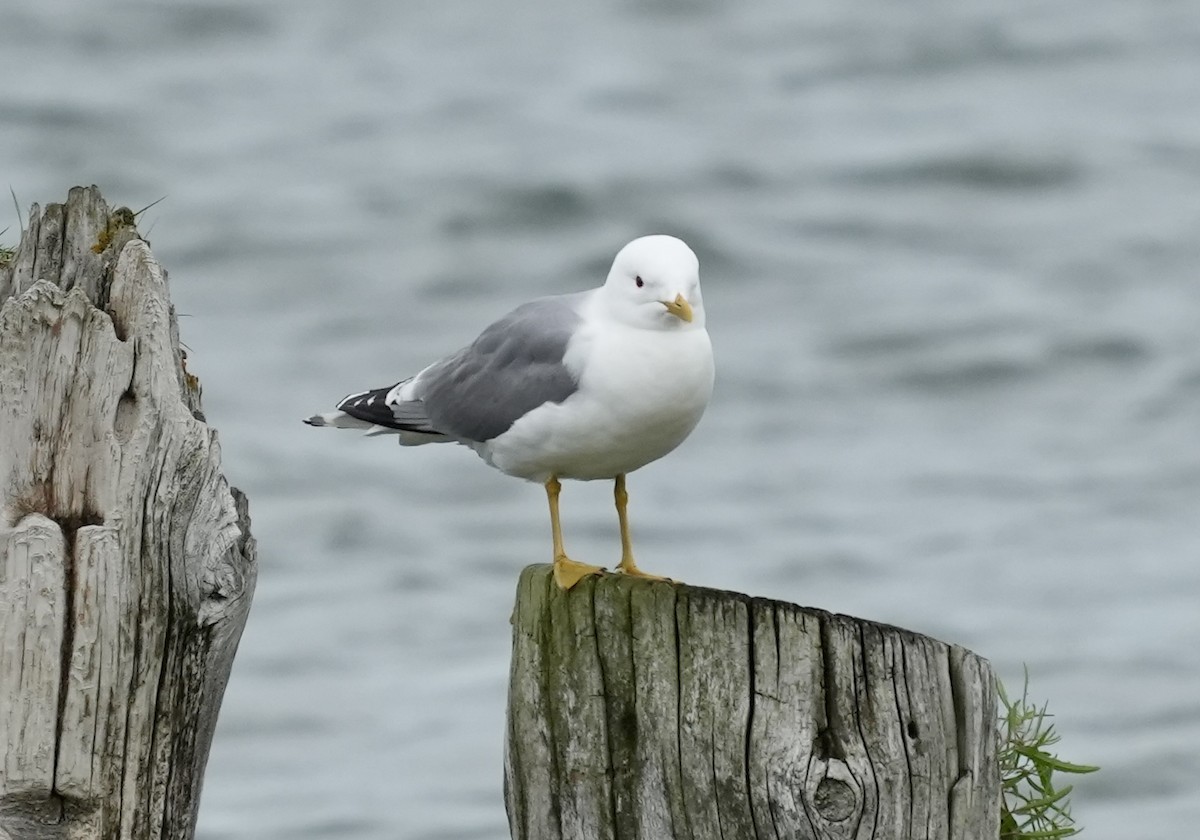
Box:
417;294;587;443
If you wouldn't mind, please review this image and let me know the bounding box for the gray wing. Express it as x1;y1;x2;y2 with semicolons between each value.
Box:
415;293;586;442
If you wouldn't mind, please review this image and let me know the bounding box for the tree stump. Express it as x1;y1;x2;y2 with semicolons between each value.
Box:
505;565;999;840
0;186;256;840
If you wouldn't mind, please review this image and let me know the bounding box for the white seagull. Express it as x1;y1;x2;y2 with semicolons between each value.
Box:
305;235;714;589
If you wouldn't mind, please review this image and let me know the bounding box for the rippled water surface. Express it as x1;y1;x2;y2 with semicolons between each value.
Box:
3;2;1199;837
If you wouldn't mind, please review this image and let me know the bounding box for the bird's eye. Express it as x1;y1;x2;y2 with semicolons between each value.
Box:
635;276;644;288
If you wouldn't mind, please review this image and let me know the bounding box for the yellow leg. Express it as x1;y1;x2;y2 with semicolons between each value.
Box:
614;474;672;582
545;476;604;590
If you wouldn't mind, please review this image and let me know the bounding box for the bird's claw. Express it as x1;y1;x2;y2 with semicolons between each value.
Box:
553;556;606;590
616;557;674;583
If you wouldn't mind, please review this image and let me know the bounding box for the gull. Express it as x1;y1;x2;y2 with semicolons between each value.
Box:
305;235;714;589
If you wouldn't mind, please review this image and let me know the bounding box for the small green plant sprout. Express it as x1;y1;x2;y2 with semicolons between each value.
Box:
91;196;166;254
999;672;1099;839
1;186;21;266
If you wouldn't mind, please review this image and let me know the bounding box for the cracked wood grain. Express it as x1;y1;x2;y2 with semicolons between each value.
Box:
505;566;999;840
0;186;256;840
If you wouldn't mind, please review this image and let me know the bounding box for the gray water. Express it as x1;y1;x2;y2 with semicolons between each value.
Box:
3;1;1199;837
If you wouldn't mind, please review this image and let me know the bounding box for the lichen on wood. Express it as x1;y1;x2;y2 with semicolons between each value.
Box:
0;186;255;840
505;565;999;840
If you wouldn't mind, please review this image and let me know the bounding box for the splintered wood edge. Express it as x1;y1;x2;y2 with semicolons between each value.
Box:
0;188;256;836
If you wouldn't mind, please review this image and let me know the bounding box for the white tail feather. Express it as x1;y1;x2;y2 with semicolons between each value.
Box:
303;410;373;429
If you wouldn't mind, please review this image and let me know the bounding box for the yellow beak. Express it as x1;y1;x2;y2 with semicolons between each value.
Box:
662;293;694;323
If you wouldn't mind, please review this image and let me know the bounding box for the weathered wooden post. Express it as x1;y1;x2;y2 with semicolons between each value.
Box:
506;565;999;840
0;187;256;840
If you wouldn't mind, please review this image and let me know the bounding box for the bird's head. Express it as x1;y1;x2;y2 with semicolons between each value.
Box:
600;235;705;331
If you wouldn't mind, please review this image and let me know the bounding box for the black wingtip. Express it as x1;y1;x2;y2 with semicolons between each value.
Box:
335;386;402;427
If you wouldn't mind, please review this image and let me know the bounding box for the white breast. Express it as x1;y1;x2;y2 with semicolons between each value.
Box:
481;319;714;482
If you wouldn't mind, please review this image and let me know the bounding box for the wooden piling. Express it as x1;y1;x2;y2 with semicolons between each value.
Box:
505;565;999;840
0;187;255;840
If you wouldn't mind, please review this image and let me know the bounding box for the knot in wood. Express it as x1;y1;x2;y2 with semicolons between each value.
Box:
813;777;856;822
